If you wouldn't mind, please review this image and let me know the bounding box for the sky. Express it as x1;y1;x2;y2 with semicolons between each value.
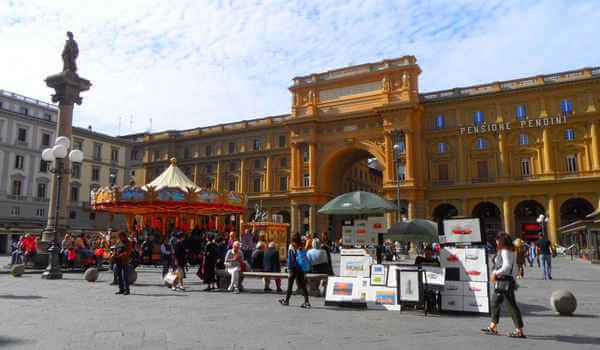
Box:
1;0;599;135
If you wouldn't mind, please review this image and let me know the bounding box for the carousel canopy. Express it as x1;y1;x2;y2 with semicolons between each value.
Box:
91;158;246;216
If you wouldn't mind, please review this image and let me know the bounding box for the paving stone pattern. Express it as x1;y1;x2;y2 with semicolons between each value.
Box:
0;256;599;350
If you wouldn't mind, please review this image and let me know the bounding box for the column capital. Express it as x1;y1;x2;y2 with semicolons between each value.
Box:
45;71;91;105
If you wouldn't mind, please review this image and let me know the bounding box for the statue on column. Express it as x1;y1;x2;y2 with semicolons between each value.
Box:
62;31;79;73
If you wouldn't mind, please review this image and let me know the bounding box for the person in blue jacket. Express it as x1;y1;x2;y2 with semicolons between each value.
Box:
279;233;310;308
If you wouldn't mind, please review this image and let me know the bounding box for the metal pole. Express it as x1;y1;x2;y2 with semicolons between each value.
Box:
42;158;63;279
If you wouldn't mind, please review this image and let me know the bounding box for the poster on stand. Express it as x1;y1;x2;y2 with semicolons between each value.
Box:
325;277;362;302
399;269;422;303
342;226;356;246
340;254;372;278
440;247;465;267
367;217;386;245
354;220;368;246
422;266;445;286
442;218;482;244
367;286;398;306
370;264;387;286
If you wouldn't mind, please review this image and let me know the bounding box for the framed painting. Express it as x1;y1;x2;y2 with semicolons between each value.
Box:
398;269;423;303
370;264;387;286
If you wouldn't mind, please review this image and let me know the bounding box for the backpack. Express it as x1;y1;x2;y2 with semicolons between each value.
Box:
295;249;310;273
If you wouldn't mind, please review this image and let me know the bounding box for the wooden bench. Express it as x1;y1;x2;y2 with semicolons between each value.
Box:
215;270;329;297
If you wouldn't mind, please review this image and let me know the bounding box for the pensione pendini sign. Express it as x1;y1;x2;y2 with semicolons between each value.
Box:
459;115;568;135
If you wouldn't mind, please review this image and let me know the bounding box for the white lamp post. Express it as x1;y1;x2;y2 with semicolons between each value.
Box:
40;137;84;279
536;214;549;238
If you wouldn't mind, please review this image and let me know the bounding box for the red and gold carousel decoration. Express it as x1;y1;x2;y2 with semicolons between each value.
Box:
91;158;246;234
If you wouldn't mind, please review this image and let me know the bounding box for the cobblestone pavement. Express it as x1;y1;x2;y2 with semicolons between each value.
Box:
0;256;598;350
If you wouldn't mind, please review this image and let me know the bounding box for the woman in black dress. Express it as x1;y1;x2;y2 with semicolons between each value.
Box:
202;236;218;291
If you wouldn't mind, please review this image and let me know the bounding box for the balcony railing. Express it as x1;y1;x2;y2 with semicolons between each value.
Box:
7;195;28;201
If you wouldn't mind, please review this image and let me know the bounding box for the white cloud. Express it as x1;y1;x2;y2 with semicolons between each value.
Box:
1;0;598;135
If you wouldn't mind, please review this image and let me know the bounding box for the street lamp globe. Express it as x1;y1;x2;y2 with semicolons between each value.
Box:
52;144;68;159
42;148;56;162
69;149;84;163
55;136;71;149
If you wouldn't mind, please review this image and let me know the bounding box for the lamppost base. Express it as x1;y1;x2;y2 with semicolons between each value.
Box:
41;270;63;280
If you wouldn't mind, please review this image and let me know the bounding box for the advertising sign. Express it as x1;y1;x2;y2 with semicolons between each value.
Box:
442;218;482;244
342;226;355;246
367;217;386;245
354;220;368;246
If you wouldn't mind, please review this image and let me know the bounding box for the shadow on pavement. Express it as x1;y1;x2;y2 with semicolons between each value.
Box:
527;335;600;345
132;293;189;297
0;294;46;300
0;336;31;347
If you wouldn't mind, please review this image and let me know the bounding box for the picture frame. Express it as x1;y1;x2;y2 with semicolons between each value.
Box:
325;276;362;303
398;269;423;303
370;264;387;286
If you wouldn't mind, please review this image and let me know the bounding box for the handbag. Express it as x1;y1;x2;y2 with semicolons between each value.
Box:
494;277;514;293
164;271;177;285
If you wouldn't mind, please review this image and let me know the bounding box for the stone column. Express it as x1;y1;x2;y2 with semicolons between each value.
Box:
239;159;246;192
290;143;299;188
502;197;513;234
265;156;272;192
498;133;510;179
404;132;414;182
384;132;394;183
457;136;466;183
290;204;299;234
547;195;558;245
43;71;91;243
309;205;317;234
408;201;416;220
542;128;554;174
308;143;317;189
591;122;600;171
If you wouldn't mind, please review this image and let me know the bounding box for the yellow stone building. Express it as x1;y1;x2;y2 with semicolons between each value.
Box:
138;56;600;244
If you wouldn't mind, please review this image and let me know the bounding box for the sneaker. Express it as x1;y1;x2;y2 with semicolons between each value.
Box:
123;291;130;295
115;291;124;295
300;302;311;309
171;286;177;291
278;299;289;306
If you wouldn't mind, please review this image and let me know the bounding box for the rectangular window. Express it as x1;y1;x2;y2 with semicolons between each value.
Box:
205;145;212;156
183;147;190;159
70;186;79;202
206;164;213;174
110;169;118;185
43;113;52;121
253;177;262;193
396;163;406;182
35;208;45;217
130;149;139;160
10;207;21;217
561;98;573;114
91;166;100;182
253;139;262;151
153;150;160;161
37;183;47;199
71;163;81;179
19;106;28;115
516;105;527;120
254;159;262;169
477;160;488;179
280;157;287;168
474;111;485;125
73;138;83;150
395;141;406;154
278;135;287;148
12;180;22;196
111;148;119;162
302;145;309;162
279;176;288;191
39;159;48;173
520;158;531;177
438;163;449;181
93;143;102;161
17;127;27;142
41;133;51;147
15;155;24;170
303;173;310;187
229;142;236;154
435;115;445;129
566;154;578;173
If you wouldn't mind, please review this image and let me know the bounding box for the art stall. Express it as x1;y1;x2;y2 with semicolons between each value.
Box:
439;218;490;314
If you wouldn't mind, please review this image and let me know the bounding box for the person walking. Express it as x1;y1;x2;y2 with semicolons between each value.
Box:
482;232;525;338
160;237;173;278
112;232;132;295
202;236;218;291
225;241;244;293
172;233;187;291
536;235;553;280
263;241;282;293
513;238;526;279
279;233;311;309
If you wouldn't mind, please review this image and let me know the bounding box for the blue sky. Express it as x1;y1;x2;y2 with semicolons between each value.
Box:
1;0;599;135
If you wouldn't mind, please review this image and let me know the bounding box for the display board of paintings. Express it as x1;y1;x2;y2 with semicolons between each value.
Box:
354;220;368;246
342;226;355;246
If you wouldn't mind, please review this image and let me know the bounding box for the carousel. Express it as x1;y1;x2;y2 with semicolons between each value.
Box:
90;158;247;236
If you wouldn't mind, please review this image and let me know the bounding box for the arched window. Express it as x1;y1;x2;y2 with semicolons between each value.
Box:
437;142;448;153
564;128;575;141
435;115;445;129
515;105;527;121
519;133;529;146
473;111;485;125
475;137;488;150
